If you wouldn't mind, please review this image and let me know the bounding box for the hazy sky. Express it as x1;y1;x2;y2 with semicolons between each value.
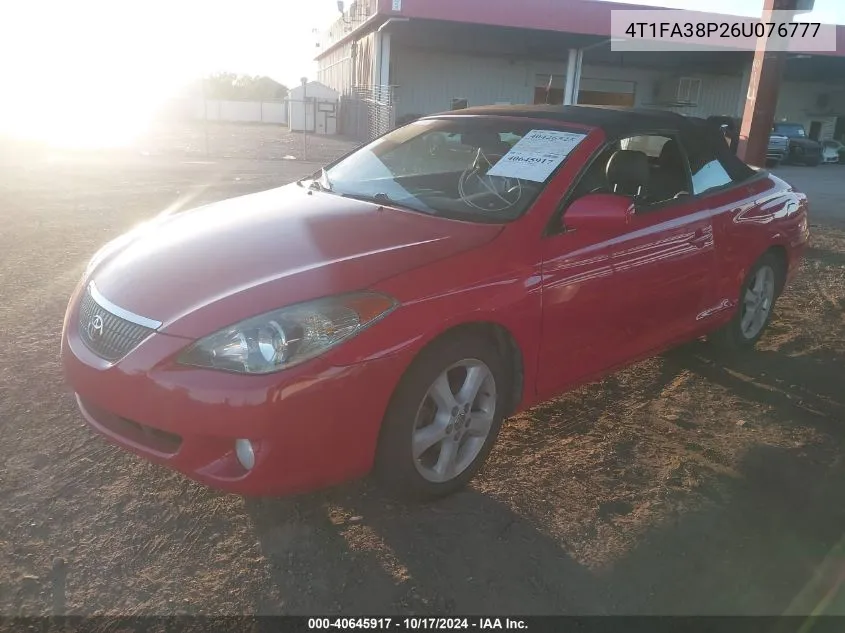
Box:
0;0;340;144
2;0;841;95
0;0;841;145
0;0;340;93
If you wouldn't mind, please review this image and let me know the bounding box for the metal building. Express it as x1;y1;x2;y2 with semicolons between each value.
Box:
315;0;845;145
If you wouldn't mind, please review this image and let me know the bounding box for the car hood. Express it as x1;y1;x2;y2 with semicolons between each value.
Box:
88;184;502;337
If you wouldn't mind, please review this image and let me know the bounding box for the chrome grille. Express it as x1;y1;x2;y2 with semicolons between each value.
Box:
77;287;155;361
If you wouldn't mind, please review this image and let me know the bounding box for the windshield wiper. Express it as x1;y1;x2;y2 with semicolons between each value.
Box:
340;191;394;205
339;191;434;214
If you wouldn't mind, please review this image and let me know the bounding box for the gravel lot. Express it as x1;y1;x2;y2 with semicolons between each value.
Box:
1;124;845;616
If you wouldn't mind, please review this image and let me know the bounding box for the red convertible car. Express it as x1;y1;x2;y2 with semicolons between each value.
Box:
61;105;809;499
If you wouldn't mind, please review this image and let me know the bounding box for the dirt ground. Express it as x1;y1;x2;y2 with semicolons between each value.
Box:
1;123;845;616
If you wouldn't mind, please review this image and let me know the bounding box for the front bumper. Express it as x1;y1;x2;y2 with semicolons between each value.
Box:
61;300;407;496
789;146;821;161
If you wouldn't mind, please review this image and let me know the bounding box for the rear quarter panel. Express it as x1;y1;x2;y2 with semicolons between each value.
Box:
711;171;809;316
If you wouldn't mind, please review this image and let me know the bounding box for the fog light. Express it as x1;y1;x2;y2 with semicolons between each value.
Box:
235;439;256;471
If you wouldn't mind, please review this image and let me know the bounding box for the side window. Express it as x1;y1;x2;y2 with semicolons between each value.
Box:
683;138;734;195
568;134;691;208
690;160;733;195
621;134;690;206
568;145;619;201
620;134;669;158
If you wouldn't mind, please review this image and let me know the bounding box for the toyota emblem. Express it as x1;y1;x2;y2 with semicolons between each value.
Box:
88;314;105;339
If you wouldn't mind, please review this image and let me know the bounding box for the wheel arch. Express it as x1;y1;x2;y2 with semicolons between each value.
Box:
372;318;525;499
394;320;527;419
764;243;788;295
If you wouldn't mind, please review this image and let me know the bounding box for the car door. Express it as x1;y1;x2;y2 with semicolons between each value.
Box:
609;133;717;360
536;145;631;399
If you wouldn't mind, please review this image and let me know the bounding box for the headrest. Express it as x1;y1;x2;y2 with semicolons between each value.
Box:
606;149;649;192
658;139;684;169
462;130;504;149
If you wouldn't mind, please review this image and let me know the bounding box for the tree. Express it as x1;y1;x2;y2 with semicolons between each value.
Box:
201;73;288;101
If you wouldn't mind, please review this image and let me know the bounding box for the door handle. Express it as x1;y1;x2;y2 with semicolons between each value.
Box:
689;229;711;248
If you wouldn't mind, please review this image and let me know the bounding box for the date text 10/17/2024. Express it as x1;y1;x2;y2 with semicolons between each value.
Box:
307;618;528;630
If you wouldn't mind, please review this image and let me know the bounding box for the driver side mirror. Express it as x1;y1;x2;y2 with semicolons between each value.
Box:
563;193;635;233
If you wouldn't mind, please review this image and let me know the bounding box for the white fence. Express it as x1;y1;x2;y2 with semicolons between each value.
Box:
160;97;341;135
193;99;287;124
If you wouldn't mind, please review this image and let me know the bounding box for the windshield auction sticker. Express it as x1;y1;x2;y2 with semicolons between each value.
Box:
487;130;587;182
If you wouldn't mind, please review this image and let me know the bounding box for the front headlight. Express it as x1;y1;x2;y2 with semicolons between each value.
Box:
177;292;398;374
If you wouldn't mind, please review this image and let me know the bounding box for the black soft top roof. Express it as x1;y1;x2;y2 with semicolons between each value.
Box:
425;104;755;181
427;104;715;139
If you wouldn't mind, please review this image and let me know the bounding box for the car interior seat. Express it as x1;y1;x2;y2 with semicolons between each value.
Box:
462;129;512;164
652;139;689;202
606;149;649;199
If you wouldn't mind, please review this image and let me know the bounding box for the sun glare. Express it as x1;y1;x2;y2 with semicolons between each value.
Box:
0;2;194;149
2;95;163;150
0;0;337;150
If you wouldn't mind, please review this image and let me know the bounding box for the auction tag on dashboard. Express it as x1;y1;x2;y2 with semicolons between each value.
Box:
487;130;586;182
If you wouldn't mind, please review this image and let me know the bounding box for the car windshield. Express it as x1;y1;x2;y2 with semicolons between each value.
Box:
773;124;806;137
315;118;588;222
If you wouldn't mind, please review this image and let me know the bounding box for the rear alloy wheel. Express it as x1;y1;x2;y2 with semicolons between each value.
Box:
375;335;508;499
708;252;781;351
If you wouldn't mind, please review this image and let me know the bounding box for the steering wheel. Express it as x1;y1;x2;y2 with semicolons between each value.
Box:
458;148;523;212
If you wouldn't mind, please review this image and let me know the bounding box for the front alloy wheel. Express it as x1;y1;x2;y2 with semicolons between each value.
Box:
375;333;508;499
412;359;497;484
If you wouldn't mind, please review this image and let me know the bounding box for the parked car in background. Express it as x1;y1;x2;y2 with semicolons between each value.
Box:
766;132;789;166
822;139;843;164
771;122;822;166
62;105;810;500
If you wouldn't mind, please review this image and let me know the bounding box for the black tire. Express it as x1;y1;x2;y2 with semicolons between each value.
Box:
708;252;783;352
805;156;820;167
374;332;509;500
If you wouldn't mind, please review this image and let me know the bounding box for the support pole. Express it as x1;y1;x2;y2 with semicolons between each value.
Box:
301;77;308;160
737;0;808;166
378;31;391;87
563;48;584;106
202;76;209;157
